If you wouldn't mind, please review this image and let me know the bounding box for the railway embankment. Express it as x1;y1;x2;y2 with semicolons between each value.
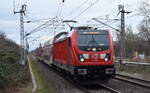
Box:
0;32;30;93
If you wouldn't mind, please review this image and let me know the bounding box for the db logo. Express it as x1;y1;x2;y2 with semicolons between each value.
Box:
91;54;98;60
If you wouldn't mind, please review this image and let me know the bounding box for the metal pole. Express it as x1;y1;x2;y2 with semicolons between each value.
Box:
119;5;131;69
20;9;25;65
120;6;125;66
20;12;23;65
14;4;26;65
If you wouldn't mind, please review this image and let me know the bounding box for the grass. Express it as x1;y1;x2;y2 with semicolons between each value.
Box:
28;56;53;93
115;63;150;80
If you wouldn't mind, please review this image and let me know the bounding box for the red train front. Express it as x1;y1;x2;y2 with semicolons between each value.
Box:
52;27;115;80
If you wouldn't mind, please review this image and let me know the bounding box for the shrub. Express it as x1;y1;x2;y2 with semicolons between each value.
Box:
0;32;30;89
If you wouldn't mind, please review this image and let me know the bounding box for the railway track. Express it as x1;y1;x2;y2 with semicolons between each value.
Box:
39;61;150;93
76;83;121;93
78;74;150;93
115;73;150;89
73;83;92;93
97;83;121;93
75;73;150;93
41;61;149;93
42;62;121;93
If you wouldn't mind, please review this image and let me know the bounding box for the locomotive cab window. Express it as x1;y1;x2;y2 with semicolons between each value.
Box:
77;30;109;51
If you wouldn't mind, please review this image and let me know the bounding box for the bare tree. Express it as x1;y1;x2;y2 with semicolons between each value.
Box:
114;25;137;58
139;1;150;42
124;26;137;58
138;1;150;56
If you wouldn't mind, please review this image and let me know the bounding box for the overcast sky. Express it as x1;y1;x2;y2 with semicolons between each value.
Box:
0;0;145;50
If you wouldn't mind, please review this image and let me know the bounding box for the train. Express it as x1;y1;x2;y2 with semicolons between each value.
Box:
36;26;115;81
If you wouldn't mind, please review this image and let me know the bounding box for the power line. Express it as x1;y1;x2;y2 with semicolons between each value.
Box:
28;36;41;43
26;20;53;36
56;0;65;18
92;18;120;32
65;0;89;18
24;15;54;23
72;0;100;20
30;24;52;35
13;0;16;14
56;0;61;17
125;12;141;19
28;21;50;34
26;17;63;36
58;2;64;18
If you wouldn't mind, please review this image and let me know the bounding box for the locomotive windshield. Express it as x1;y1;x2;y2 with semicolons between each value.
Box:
77;30;109;51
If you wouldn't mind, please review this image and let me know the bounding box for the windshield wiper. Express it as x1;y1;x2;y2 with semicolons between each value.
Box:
87;34;98;47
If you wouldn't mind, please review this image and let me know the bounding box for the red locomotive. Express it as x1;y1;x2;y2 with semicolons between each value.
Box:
37;26;115;81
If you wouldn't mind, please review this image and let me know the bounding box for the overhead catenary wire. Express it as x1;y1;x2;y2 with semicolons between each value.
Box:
92;18;120;32
72;5;92;19
26;17;63;36
13;0;18;20
125;8;143;19
28;26;56;44
58;2;64;18
24;14;54;23
56;0;61;17
13;0;16;13
28;36;40;43
26;19;54;36
65;0;89;18
56;0;65;18
125;13;140;19
27;23;53;36
72;0;100;20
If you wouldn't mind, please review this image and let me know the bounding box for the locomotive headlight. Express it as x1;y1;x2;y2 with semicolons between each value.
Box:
104;58;109;61
79;54;85;62
100;53;110;62
104;54;110;62
80;58;84;62
79;54;89;62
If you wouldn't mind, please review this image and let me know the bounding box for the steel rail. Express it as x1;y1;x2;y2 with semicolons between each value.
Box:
98;83;121;93
116;73;150;83
115;74;150;89
74;83;92;93
40;62;91;93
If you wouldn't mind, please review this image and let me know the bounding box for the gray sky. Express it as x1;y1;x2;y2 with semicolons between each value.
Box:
0;0;145;50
